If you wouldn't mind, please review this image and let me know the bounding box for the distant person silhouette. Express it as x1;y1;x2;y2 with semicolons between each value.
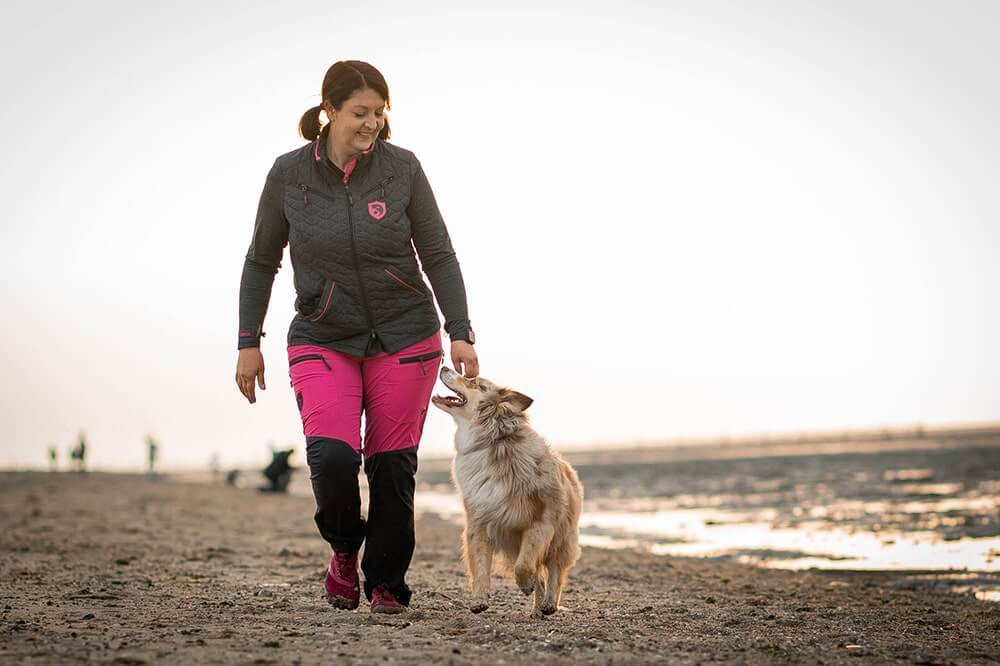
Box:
70;432;87;473
48;446;57;472
145;434;159;480
260;448;295;493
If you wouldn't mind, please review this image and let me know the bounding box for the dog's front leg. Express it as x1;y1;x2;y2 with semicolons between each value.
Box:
465;528;493;613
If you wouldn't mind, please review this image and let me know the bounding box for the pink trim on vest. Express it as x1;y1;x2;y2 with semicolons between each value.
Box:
314;136;376;184
342;157;357;184
341;142;376;184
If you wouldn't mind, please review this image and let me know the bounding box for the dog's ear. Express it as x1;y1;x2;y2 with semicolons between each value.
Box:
496;402;520;437
506;391;533;412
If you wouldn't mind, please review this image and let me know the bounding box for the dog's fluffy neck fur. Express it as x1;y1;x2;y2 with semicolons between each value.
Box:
455;412;530;459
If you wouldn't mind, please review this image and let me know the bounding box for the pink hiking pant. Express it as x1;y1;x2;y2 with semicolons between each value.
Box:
287;332;444;455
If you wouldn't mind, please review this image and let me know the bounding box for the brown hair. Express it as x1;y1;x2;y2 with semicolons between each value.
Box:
298;60;391;141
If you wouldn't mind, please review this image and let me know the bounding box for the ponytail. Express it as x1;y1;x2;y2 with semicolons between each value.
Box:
298;105;324;140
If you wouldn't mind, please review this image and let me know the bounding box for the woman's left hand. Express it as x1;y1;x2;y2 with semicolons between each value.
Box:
451;340;479;377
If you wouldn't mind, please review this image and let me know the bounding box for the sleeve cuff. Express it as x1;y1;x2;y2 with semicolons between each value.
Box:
446;321;474;344
238;329;264;350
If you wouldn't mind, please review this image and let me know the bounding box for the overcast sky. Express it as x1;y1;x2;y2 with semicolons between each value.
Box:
1;0;997;470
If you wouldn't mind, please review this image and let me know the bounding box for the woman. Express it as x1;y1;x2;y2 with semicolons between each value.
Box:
235;60;478;614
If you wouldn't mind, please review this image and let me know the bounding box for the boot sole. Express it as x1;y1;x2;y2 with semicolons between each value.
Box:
371;604;406;614
326;594;360;610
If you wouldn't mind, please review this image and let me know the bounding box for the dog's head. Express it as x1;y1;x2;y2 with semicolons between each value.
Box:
432;367;533;437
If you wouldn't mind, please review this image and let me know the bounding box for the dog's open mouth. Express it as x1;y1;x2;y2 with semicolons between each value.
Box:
431;387;467;408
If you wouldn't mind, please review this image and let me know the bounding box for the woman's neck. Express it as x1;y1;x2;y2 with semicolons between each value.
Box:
325;135;361;172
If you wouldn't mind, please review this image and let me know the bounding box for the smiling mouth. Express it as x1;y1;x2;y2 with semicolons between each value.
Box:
432;387;466;408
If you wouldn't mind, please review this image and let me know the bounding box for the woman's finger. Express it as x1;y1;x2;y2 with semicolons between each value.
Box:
257;367;266;391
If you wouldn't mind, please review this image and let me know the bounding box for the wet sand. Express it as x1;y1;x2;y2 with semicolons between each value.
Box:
1;472;998;664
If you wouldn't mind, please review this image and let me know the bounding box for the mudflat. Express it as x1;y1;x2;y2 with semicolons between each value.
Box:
1;472;997;664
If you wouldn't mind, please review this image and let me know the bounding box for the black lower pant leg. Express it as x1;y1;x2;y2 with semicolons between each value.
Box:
305;437;364;554
361;447;418;605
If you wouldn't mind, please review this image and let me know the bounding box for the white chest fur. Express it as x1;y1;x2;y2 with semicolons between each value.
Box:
451;426;548;533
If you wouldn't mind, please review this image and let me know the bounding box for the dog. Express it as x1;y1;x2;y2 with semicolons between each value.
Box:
431;367;583;616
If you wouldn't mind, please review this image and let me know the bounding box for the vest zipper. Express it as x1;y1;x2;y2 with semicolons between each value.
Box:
307;281;336;322
344;183;378;352
384;267;425;296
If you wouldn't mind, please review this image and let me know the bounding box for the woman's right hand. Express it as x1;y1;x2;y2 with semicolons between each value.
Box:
236;348;266;404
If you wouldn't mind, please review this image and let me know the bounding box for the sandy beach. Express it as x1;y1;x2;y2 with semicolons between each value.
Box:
1;471;998;665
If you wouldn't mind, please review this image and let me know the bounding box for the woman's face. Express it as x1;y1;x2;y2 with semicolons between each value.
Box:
325;87;386;156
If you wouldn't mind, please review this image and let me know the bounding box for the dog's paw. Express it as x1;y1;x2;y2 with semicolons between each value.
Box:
469;597;489;614
540;602;557;615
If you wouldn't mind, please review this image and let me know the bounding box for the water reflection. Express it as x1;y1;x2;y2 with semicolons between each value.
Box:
413;445;1000;600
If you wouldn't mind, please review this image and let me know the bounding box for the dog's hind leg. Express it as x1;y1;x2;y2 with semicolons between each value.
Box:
540;563;567;615
514;521;553;598
465;528;493;613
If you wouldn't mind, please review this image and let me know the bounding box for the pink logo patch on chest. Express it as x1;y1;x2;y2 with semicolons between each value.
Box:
368;200;387;221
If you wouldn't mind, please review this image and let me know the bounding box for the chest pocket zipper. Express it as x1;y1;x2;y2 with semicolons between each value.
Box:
297;183;337;206
298;178;392;206
361;175;395;200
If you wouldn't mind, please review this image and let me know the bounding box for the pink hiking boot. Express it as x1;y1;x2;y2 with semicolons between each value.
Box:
370;585;406;614
324;551;360;610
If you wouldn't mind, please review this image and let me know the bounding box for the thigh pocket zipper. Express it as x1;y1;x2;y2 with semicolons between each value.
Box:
289;354;331;370
398;349;443;376
398;350;443;365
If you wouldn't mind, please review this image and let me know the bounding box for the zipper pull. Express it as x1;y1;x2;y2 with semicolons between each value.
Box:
345;184;353;205
299;183;309;206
